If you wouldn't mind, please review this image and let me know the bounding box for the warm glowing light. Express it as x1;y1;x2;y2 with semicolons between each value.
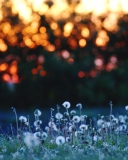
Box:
78;71;85;78
2;22;11;34
68;58;74;64
0;63;8;71
31;68;38;75
50;22;58;30
38;55;45;64
106;62;117;72
95;30;109;47
40;70;47;76
39;27;46;33
0;39;8;52
61;50;70;59
79;39;86;47
2;73;11;82
90;70;97;77
110;56;118;63
45;44;55;52
81;28;90;38
64;22;74;36
10;65;17;74
94;58;103;67
12;74;19;83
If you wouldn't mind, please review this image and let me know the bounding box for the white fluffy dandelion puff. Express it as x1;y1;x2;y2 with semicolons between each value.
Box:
55;113;63;119
79;124;88;131
19;116;27;123
62;101;71;109
125;105;128;111
72;115;80;123
24;132;40;148
34;109;42;116
56;136;65;145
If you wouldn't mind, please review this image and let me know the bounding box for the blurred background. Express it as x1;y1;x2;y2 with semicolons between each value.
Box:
0;0;128;114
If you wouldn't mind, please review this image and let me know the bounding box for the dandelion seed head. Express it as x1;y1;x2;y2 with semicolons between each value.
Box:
55;113;63;119
48;121;56;128
34;109;42;116
73;115;80;123
56;136;65;145
97;119;104;126
125;105;128;111
79;124;88;131
62;101;70;109
70;110;76;115
24;132;40;148
76;103;82;109
42;132;48;140
19;116;27;123
80;115;87;121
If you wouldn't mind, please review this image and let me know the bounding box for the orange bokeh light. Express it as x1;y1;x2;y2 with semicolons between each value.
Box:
78;71;85;78
10;65;17;74
0;63;8;71
40;70;47;76
31;68;38;75
79;39;87;47
12;74;19;83
2;73;11;82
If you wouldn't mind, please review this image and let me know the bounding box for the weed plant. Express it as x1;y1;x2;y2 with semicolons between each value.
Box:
0;101;128;160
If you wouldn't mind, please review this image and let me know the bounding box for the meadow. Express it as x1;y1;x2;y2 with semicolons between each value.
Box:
0;101;128;160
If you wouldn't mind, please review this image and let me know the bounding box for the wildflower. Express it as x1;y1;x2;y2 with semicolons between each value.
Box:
125;105;128;111
97;119;104;126
56;136;65;145
42;132;48;140
34;132;42;139
66;137;71;142
80;115;87;121
45;126;49;132
119;115;125;123
70;110;76;115
48;121;56;128
34;109;42;116
112;118;118;124
55;113;63;119
79;124;88;131
19;116;27;123
69;125;76;132
72;115;80;123
34;120;42;127
76;103;82;109
24;132;40;148
62;101;70;109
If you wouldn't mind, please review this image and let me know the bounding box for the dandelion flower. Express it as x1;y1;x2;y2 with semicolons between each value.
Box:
70;110;76;115
79;124;88;131
62;101;70;109
24;132;40;148
34;120;42;127
48;121;56;128
34;109;42;116
97;119;104;126
66;137;71;142
76;103;82;109
55;113;63;119
42;132;48;140
125;105;128;111
80;115;87;121
73;115;80;123
19;116;27;123
112;118;118;124
56;136;65;145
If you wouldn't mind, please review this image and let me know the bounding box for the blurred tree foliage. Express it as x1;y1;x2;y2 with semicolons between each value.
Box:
0;2;128;109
